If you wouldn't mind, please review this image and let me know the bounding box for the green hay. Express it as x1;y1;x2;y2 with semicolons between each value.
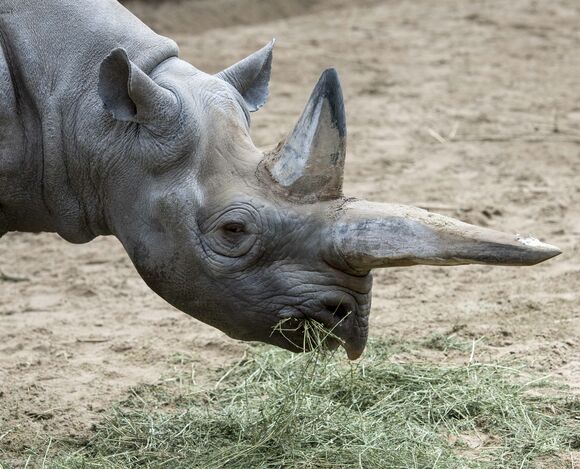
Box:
7;328;579;469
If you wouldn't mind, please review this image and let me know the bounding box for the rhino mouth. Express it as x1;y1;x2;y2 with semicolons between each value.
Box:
271;293;369;360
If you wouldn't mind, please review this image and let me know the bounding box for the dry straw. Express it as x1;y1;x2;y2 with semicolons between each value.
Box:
13;321;580;469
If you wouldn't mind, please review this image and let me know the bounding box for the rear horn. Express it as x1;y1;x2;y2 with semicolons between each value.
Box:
265;68;346;202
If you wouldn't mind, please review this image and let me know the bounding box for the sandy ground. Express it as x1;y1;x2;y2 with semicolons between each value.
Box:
1;0;579;463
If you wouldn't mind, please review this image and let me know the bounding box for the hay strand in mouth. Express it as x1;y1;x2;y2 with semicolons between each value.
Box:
272;313;349;354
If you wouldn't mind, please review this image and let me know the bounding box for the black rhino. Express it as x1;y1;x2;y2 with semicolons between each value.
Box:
0;0;560;359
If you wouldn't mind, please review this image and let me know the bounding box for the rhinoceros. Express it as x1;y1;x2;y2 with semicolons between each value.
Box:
0;0;561;359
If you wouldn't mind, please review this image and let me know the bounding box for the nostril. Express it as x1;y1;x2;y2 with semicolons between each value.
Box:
324;302;352;320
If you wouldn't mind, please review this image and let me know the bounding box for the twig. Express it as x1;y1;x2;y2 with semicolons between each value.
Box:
215;351;247;389
75;338;110;343
0;270;29;283
448;122;459;140
0;428;13;443
427;128;447;144
42;437;52;469
415;203;462;212
469;339;476;364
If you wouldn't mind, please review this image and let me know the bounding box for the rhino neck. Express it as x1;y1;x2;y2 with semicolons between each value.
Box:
0;22;59;236
0;3;106;242
0;0;179;242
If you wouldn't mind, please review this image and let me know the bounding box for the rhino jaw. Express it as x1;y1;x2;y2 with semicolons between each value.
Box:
270;288;371;360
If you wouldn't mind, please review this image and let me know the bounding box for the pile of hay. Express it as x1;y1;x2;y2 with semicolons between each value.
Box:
47;320;579;468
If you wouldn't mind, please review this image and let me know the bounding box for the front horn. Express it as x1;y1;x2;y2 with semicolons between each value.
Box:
264;68;346;202
332;200;562;274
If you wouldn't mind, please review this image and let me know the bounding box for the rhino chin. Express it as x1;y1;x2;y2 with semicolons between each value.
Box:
268;310;369;361
341;337;367;360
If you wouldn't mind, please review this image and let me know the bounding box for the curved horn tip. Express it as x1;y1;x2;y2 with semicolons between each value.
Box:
315;68;346;137
320;67;339;88
320;67;338;83
514;235;562;265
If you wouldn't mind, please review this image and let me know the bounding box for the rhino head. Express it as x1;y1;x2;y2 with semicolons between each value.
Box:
97;41;560;359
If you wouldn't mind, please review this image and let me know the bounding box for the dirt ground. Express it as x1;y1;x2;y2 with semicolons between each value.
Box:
1;0;579;463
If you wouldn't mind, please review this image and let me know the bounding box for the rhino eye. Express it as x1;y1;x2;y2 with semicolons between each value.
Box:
211;221;255;258
202;215;257;261
222;222;246;234
201;204;261;261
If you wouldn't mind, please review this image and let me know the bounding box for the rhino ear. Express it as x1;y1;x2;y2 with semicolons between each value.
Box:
98;48;176;124
216;39;274;112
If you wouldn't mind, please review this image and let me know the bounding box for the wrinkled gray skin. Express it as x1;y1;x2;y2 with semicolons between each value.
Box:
0;0;561;359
